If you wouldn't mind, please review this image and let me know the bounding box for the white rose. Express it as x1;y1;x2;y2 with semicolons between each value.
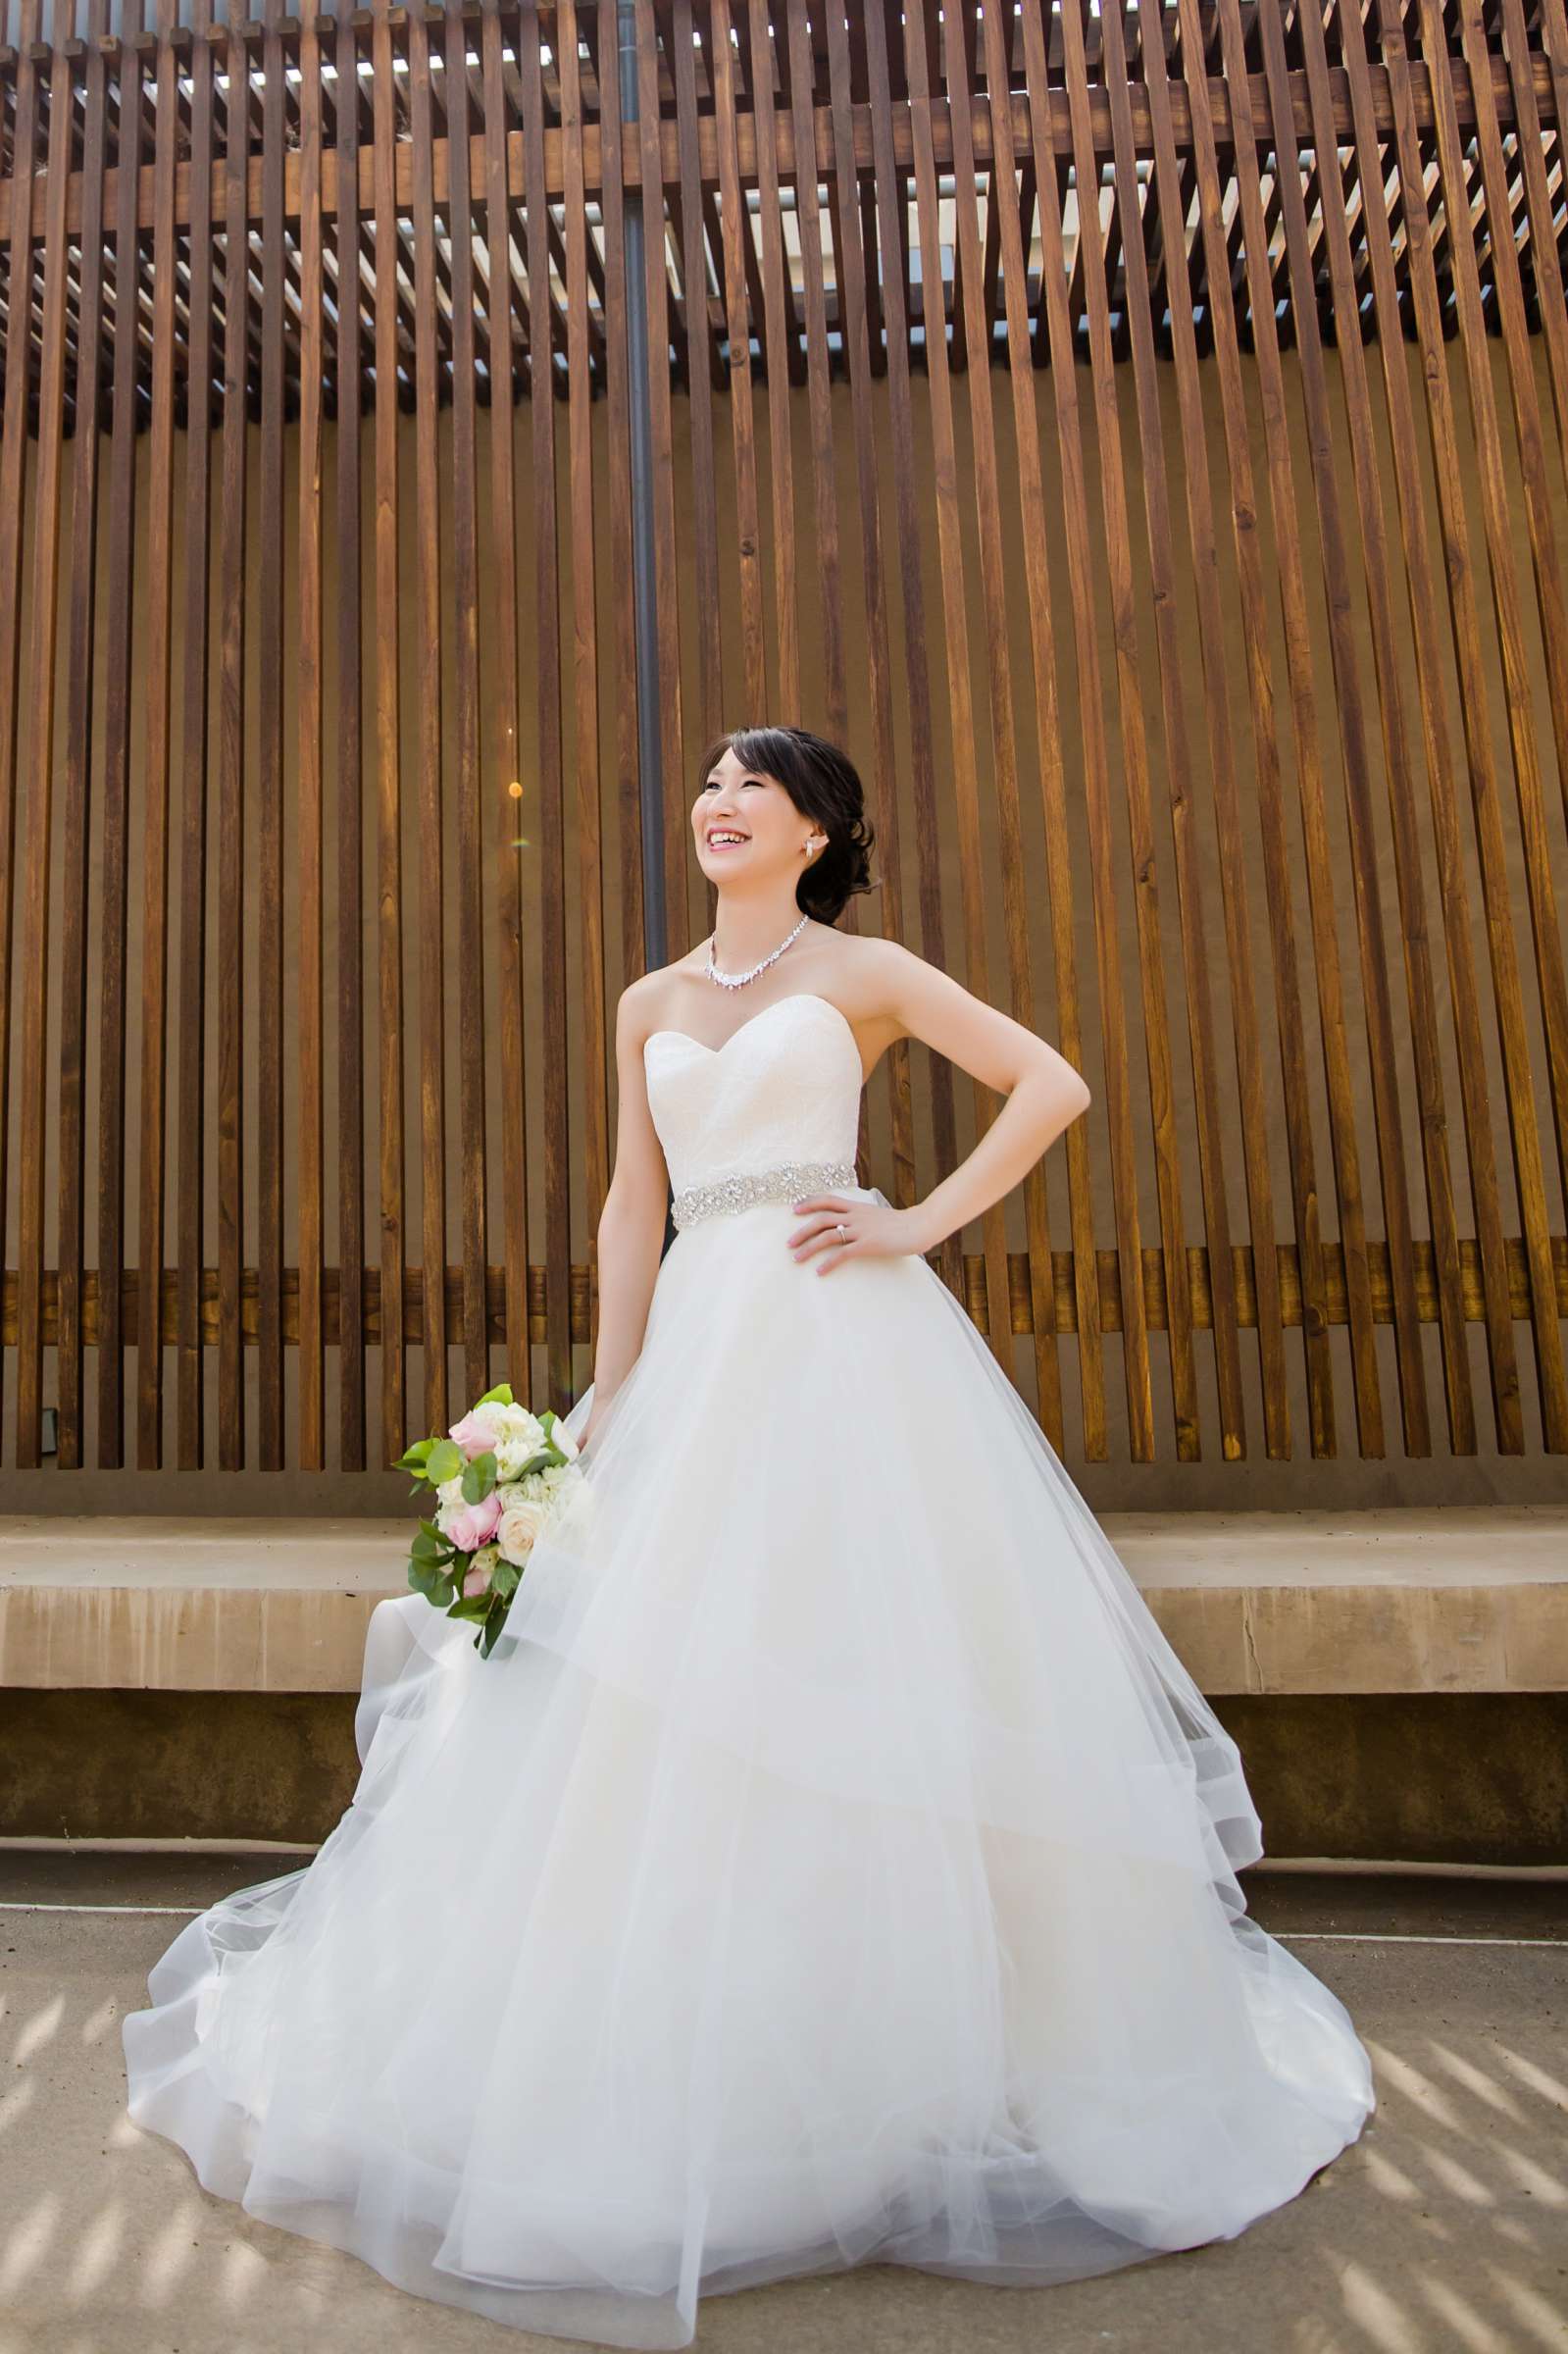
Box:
490;1405;549;1479
496;1492;554;1566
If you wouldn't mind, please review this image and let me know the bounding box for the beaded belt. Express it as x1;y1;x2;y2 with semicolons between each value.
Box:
671;1157;858;1233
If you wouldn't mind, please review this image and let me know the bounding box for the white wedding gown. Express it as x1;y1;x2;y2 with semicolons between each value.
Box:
123;990;1375;2348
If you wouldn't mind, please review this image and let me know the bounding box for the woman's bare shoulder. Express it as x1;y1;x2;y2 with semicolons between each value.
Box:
614;961;707;1037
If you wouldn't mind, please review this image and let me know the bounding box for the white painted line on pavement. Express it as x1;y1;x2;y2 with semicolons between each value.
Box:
0;1901;210;1916
1273;1931;1568;1946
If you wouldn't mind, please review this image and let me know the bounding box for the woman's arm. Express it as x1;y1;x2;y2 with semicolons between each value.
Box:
879;941;1092;1256
581;987;671;1443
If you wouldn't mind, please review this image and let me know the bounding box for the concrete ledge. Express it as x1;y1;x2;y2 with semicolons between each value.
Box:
1117;1507;1568;1694
0;1507;1562;1697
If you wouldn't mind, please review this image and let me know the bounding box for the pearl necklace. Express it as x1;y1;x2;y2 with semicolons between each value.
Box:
705;911;810;990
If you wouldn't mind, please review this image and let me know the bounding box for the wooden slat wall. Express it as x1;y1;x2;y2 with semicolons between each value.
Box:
0;0;1565;1476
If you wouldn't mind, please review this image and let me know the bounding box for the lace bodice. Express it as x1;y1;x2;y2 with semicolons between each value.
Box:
642;992;863;1195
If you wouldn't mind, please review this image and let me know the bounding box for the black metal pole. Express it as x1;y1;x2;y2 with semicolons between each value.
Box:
617;1;679;1259
618;0;666;980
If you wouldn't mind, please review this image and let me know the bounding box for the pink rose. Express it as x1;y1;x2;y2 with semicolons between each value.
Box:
448;1404;505;1461
444;1490;503;1554
462;1558;492;1599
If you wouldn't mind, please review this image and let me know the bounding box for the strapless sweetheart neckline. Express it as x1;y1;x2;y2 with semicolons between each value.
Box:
643;989;861;1078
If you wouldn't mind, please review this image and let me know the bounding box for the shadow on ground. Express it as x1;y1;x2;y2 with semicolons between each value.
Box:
1;1862;1564;2353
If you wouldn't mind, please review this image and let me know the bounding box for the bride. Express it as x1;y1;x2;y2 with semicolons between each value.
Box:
123;724;1375;2348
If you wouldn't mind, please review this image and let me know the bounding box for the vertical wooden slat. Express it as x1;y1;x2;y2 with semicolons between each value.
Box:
371;0;406;1459
176;0;217;1470
592;0;645;1050
762;4;807;382
15;0;76;1468
408;0;448;1434
783;0;846;744
743;0;799;718
0;0;40;1461
256;0;286;1465
709;0;767;717
443;0;489;1409
296;0;325;1463
334;0;367;1468
133;0;180;1466
520;0;570;1411
57;0;112;1470
248;0;285;1450
95;0;146;1467
944;1;972;376
216;0;248;1469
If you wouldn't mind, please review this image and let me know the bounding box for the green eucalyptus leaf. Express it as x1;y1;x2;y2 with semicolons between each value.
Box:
474;1382;514;1409
460;1450;498;1505
478;1598;514;1659
426;1438;463;1486
404;1554;449;1610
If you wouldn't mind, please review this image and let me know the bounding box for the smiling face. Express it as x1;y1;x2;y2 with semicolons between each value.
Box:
693;744;825;881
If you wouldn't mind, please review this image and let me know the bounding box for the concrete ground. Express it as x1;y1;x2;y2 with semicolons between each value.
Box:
1;1855;1564;2354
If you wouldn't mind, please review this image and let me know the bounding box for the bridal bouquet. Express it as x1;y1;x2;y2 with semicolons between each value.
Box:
394;1382;584;1659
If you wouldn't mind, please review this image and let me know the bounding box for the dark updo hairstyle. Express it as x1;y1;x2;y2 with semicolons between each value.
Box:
695;725;877;926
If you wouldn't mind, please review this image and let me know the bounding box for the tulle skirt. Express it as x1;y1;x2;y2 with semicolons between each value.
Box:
122;1184;1375;2347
